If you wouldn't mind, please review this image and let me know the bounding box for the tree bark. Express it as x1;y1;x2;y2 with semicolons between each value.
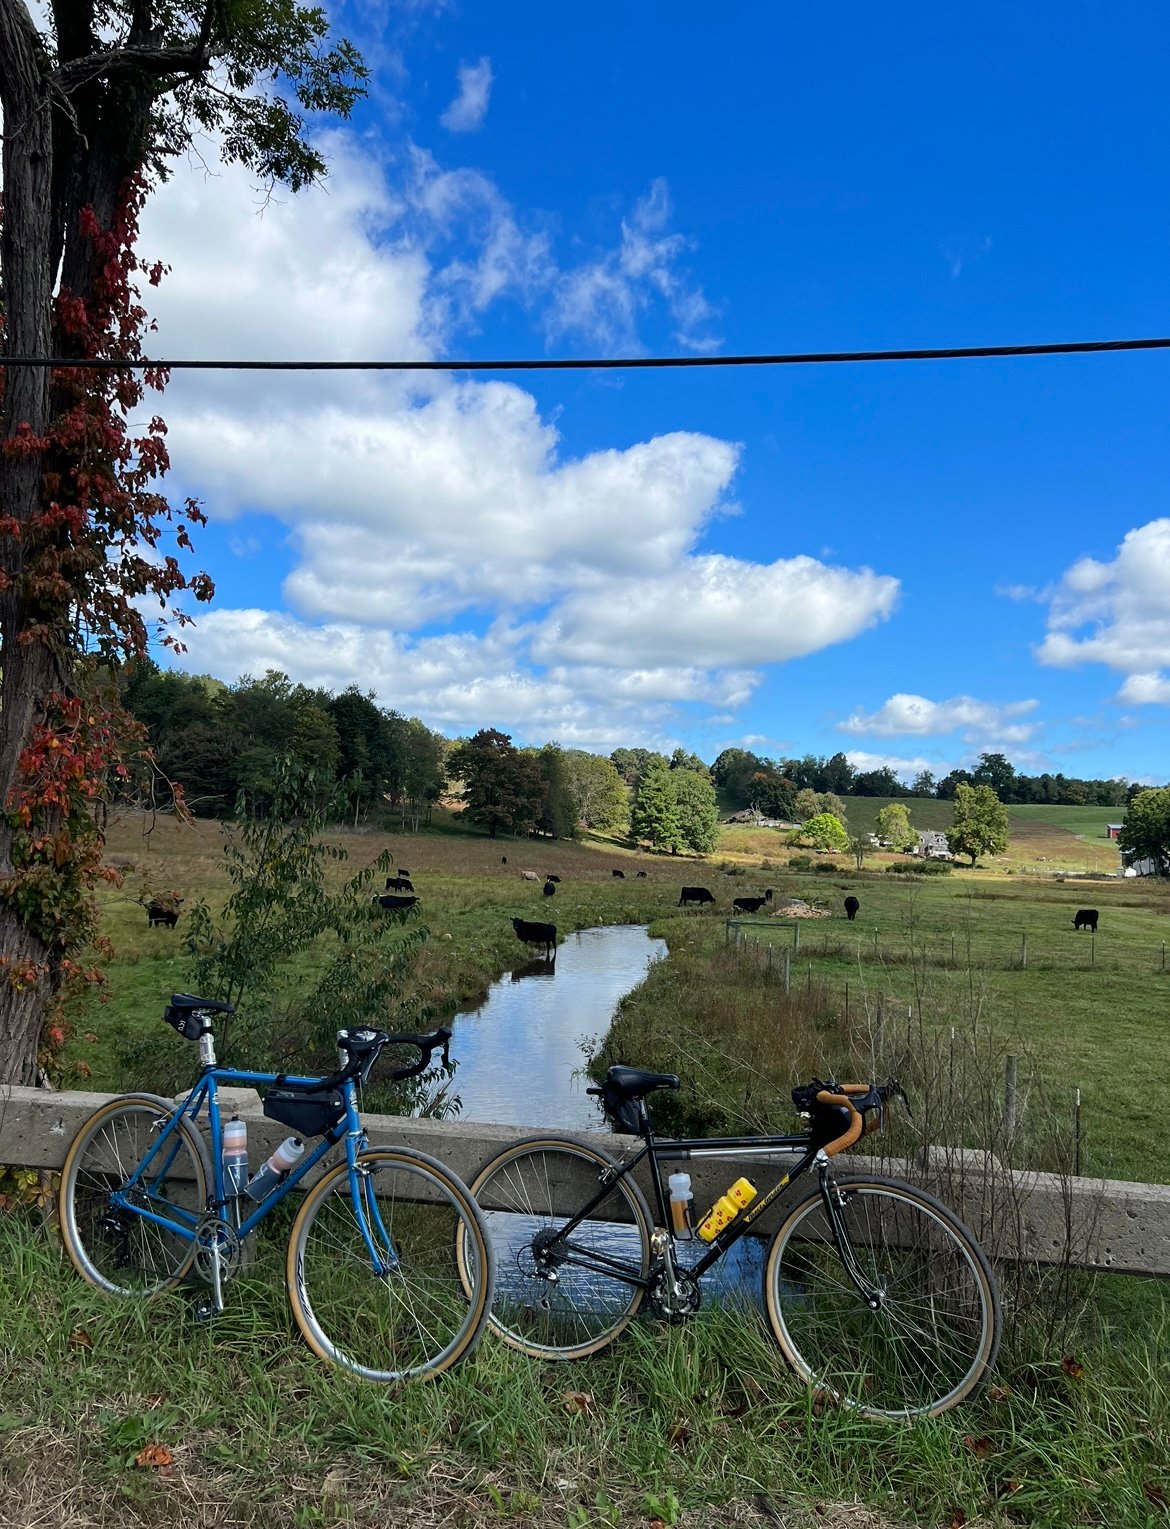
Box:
0;0;59;1081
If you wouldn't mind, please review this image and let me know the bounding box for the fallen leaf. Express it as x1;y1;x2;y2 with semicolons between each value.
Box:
1061;1355;1085;1379
561;1390;593;1415
68;1328;93;1350
1143;1482;1167;1511
649;1520;666;1529
963;1435;994;1458
949;1511;967;1529
987;1384;1012;1402
134;1443;173;1471
667;1420;690;1447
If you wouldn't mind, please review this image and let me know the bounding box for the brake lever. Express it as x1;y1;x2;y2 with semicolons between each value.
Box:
884;1076;912;1119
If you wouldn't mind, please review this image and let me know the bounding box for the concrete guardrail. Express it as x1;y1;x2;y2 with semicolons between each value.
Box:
2;1086;1168;1277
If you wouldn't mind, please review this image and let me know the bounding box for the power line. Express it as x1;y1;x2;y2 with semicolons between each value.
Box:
1;334;1169;372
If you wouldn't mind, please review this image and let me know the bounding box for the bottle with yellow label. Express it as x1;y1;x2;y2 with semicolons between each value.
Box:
695;1176;757;1242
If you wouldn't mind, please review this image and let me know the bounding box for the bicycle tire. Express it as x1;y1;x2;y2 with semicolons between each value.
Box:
462;1135;653;1360
764;1174;1001;1419
286;1146;494;1383
59;1093;210;1297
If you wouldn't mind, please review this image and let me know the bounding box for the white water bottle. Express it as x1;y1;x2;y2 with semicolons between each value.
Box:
222;1116;249;1198
668;1171;694;1240
245;1136;305;1201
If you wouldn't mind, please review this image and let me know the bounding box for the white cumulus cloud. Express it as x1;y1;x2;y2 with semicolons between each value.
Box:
839;693;1039;740
1035;518;1170;704
440;57;494;133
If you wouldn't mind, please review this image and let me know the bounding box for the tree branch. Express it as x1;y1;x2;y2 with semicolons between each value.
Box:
50;40;213;97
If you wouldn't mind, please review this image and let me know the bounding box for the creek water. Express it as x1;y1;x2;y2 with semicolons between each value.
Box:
447;923;666;1129
448;922;765;1308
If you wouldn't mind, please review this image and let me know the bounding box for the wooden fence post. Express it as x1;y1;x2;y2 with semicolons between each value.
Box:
783;950;791;994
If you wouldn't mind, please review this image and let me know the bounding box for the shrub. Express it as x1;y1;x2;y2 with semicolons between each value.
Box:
885;859;953;876
814;861;836;873
787;854;813;870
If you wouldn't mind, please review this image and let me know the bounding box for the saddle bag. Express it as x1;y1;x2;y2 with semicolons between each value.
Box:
599;1081;645;1136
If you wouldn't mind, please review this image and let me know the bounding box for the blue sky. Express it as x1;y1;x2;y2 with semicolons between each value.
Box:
142;1;1170;782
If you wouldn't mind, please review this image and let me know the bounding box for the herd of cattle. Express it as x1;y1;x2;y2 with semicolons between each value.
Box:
139;866;1106;961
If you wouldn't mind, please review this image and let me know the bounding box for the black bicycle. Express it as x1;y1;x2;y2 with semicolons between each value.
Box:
458;1068;1000;1419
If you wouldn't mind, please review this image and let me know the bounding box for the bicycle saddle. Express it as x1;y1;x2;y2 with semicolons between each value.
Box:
604;1065;680;1098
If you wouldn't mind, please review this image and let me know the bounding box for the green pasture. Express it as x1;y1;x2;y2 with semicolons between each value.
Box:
715;798;1124;873
69;809;1169;1184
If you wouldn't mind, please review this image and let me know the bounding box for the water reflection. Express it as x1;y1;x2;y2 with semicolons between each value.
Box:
448;924;666;1130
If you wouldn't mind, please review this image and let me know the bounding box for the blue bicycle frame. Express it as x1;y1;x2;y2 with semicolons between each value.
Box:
111;1064;398;1277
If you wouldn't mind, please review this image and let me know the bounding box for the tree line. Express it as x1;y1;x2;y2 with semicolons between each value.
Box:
710;747;1144;814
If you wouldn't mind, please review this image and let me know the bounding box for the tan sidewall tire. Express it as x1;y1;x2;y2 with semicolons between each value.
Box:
59;1093;210;1294
763;1174;1001;1418
286;1147;494;1383
465;1134;654;1360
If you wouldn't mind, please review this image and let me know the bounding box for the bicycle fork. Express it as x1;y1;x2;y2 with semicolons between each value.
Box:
816;1156;885;1312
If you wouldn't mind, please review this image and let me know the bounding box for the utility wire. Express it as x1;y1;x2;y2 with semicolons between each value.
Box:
1;334;1169;372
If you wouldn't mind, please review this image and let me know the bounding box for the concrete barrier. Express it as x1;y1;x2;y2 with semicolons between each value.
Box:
3;1085;1168;1277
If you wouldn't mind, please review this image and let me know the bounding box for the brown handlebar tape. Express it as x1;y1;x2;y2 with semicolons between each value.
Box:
816;1089;865;1156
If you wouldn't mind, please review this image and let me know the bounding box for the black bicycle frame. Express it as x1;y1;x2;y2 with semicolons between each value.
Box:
551;1126;824;1289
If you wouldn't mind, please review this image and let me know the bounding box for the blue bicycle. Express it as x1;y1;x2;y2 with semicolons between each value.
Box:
59;994;494;1384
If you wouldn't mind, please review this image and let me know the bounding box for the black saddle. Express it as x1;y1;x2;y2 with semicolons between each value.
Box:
604;1065;680;1099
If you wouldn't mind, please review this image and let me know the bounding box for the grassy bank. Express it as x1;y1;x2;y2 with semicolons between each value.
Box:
1;1214;1167;1529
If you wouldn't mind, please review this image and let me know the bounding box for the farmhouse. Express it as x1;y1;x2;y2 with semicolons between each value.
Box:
912;830;953;860
724;808;787;828
1106;823;1123;841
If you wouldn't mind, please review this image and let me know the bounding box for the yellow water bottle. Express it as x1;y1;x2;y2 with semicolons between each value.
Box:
696;1176;757;1242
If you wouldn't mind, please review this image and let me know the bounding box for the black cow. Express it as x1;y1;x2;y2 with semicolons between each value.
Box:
679;886;715;907
375;893;418;912
733;895;767;914
396;868;410;879
1073;908;1099;932
511;916;557;959
612;868;626;878
147;901;182;928
764;889;774;901
543;880;556;897
385;875;414;892
844;896;860;921
544;874;561;883
501;856;507;864
636;871;647;878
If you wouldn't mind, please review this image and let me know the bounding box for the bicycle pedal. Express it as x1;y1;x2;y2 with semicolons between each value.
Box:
192;1295;219;1323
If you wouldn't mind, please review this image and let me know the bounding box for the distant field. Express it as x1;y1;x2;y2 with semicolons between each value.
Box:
717;798;1124;873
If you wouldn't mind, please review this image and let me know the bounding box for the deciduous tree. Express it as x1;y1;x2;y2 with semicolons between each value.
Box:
947;783;1009;865
875;802;916;852
1118;787;1170;876
0;0;366;1082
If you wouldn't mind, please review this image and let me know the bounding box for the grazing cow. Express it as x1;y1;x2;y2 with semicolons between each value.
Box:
396;868;411;879
520;870;540;882
636;871;647;878
612;868;626;879
764;889;774;901
375;893;418;912
733;895;768;914
147;901;182;928
1073;908;1099;933
511;916;557;959
385;875;415;893
844;896;860;921
543;880;556;897
501;856;507;864
678;886;715;907
544;874;561;883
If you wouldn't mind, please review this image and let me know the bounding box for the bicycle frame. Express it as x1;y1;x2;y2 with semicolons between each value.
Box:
109;1065;396;1274
546;1125;882;1304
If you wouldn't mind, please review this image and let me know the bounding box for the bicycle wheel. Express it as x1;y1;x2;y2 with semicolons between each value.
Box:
287;1147;494;1383
764;1174;1000;1419
462;1135;653;1359
59;1094;210;1296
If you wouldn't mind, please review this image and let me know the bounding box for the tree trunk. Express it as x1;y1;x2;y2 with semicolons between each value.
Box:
0;0;59;1082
